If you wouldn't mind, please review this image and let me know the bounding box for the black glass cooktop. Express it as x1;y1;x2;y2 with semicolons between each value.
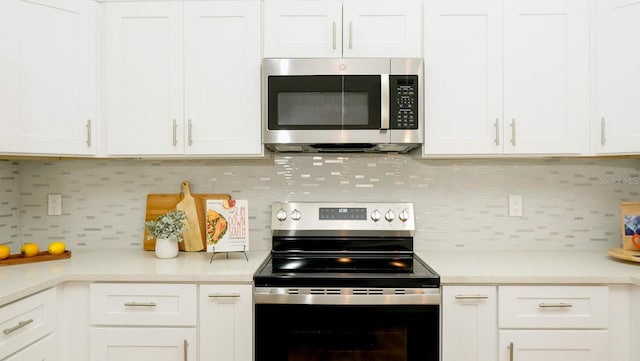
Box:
254;253;440;289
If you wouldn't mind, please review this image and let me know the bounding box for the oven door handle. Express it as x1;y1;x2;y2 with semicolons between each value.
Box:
254;288;440;305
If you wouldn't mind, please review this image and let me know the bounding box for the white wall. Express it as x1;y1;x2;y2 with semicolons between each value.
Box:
13;155;640;251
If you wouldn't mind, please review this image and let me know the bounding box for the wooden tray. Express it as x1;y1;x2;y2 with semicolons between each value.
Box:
144;193;231;251
608;247;640;263
0;251;71;266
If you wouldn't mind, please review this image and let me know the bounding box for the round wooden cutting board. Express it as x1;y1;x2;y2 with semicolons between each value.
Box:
608;247;640;263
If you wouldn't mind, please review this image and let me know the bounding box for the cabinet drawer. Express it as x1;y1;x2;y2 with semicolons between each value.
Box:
0;288;57;360
90;283;197;326
3;333;58;361
499;286;608;329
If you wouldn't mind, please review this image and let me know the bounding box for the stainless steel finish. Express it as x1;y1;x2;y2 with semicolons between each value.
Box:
380;74;390;130
510;119;516;146
538;302;572;308
290;209;301;221
188;119;193;146
494;118;500;145
172;119;178;146
509;342;514;361
399;209;410;222
270;202;415;233
86;119;92;147
3;319;34;335
332;21;336;50
262;58;423;153
349;21;353;49
601;117;606;145
124;301;157;307
208;293;240;298
371;209;382;222
455;294;489;300
384;209;396;222
255;287;441;305
184;339;188;361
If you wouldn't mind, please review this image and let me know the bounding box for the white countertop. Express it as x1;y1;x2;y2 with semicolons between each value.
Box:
2;249;640;306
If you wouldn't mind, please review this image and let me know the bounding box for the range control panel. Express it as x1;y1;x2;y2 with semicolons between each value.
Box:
271;202;415;232
389;75;418;130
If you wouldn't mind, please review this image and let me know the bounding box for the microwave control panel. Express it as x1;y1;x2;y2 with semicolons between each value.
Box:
389;75;418;129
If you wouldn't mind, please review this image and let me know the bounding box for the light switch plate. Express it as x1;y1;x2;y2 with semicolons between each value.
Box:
509;195;523;217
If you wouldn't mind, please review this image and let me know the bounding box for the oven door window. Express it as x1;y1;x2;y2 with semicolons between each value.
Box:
255;304;439;361
267;75;381;130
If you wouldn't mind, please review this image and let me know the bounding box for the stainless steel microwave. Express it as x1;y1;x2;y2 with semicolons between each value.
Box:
262;58;423;153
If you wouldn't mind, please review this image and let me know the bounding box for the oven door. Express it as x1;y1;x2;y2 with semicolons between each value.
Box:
255;303;439;361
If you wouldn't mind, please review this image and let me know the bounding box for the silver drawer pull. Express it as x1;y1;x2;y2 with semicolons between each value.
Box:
3;319;34;335
124;301;157;307
538;302;572;308
455;294;489;299
208;293;240;298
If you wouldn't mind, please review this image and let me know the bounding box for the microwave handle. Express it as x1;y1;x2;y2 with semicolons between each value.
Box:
381;74;390;130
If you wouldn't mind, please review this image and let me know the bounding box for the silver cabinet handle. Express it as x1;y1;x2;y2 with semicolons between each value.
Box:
510;118;516;146
600;117;606;145
86;119;92;147
494;118;500;145
349;21;353;49
124;301;157;307
208;293;240;298
172;119;178;146
3;319;34;335
538;302;572;308
183;339;188;361
332;21;336;50
455;294;489;300
509;342;514;361
188;119;193;146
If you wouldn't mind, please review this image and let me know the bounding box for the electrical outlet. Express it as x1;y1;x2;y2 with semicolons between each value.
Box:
48;194;62;216
509;195;523;217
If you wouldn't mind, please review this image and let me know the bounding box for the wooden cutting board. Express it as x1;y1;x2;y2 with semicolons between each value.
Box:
0;251;71;266
175;182;203;252
144;192;231;251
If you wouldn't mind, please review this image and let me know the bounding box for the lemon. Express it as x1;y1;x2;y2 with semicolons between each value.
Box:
0;245;10;260
21;243;40;257
47;241;66;255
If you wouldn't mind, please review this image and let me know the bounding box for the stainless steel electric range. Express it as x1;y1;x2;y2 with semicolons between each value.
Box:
254;202;440;361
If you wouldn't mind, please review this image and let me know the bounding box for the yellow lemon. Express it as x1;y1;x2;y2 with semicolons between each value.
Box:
21;243;40;257
47;241;66;255
0;245;10;260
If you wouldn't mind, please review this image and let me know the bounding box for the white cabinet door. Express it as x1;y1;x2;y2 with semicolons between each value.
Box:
498;330;608;361
503;0;589;155
90;328;196;361
442;286;497;361
263;0;342;58
423;0;503;155
342;0;422;58
105;2;184;155
0;0;96;156
593;0;640;154
184;1;262;156
3;333;58;361
199;284;252;361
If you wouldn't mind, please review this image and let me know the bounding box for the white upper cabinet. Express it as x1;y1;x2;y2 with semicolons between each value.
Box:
184;1;261;155
0;0;96;156
423;0;589;156
593;0;640;154
104;2;184;155
104;1;262;157
263;0;422;58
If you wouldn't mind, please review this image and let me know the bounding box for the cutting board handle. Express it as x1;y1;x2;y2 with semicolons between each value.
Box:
181;181;192;196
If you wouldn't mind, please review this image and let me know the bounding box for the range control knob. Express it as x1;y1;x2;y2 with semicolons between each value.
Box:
399;209;410;222
291;209;302;221
371;209;382;222
385;209;396;222
276;209;287;222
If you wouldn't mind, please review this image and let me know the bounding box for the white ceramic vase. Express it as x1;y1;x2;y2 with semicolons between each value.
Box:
155;237;179;259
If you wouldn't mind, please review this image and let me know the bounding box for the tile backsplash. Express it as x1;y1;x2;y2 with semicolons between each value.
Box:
7;155;640;252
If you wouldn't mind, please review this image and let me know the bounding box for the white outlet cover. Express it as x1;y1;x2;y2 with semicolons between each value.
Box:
48;194;62;216
509;195;523;217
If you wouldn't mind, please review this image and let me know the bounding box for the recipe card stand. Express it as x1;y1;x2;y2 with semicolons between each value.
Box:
209;245;248;263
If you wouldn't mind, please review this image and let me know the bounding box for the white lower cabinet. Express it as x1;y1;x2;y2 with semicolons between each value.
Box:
498;330;608;361
3;333;58;361
88;283;197;361
441;285;497;361
199;284;252;361
498;285;609;361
